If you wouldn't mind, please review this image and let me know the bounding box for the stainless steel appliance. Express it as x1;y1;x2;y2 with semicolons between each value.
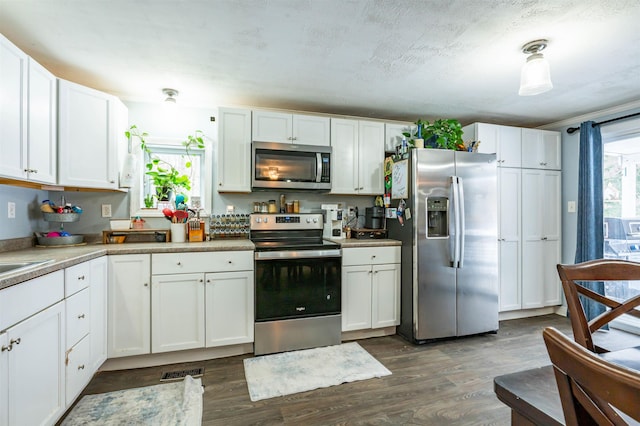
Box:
387;149;498;342
251;213;342;355
252;142;331;191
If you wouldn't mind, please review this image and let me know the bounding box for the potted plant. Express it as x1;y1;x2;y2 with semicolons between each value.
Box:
125;125;205;202
403;118;465;150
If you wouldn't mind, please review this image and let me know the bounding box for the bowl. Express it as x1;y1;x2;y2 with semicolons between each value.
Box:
110;219;131;230
108;235;126;244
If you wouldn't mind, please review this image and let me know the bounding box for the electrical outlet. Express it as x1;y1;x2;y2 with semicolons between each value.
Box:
7;202;15;219
101;204;112;218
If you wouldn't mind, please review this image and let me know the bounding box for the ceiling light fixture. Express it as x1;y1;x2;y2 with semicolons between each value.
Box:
518;39;553;96
162;88;179;104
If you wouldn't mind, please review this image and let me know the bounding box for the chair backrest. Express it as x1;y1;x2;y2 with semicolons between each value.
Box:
543;327;640;425
556;259;640;352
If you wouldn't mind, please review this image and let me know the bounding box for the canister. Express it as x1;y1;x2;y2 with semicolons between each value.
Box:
268;200;277;213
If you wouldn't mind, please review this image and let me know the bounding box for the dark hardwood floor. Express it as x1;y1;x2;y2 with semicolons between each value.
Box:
65;314;572;425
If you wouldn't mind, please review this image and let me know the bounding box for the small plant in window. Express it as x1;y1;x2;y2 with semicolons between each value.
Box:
125;125;205;202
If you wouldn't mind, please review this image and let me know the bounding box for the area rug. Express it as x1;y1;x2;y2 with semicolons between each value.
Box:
243;342;391;401
61;375;203;425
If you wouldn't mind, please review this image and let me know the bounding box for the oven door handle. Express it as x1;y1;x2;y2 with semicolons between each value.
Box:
255;249;342;260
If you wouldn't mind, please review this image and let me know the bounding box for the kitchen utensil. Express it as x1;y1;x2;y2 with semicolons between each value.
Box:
162;208;174;221
174;210;189;223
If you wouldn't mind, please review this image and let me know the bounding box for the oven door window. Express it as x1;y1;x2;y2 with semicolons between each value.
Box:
255;257;341;321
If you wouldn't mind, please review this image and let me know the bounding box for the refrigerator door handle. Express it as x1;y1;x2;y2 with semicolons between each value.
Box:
458;177;465;268
450;176;461;268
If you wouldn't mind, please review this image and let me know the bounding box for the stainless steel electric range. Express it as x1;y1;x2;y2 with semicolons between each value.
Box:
250;213;342;355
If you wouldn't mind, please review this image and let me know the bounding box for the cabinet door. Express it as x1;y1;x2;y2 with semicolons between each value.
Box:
27;58;57;184
0;332;8;426
358;120;385;194
371;263;400;328
385;123;413;153
544;240;562;306
474;123;521;168
205;271;254;347
293;114;330;146
498;168;522;311
252;110;292;143
6;302;65;426
341;265;372;331
218;107;251;192
58;79;118;189
330;118;359;194
0;35;28;180
107;254;150;358
521;129;561;170
89;257;108;371
151;273;205;353
65;335;91;406
521;240;544;309
66;287;91;348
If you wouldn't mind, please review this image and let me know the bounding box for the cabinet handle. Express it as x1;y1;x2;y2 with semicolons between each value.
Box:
228;260;232;264
32;169;38;173
369;270;372;274
287;136;293;140
23;168;30;172
292;137;297;141
541;237;548;240
206;279;211;283
359;187;364;190
1;345;11;352
109;180;115;184
10;338;21;345
78;313;85;319
219;182;222;186
177;261;182;266
78;364;85;370
78;275;85;280
144;283;149;287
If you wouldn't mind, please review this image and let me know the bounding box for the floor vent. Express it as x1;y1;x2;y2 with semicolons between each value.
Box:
160;367;204;382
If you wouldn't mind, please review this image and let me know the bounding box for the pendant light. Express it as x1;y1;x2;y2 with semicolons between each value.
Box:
518;39;553;96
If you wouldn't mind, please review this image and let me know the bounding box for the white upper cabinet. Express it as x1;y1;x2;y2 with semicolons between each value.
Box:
385;122;414;152
330;118;384;195
521;129;561;170
462;122;521;168
252;110;330;146
217;107;252;192
58;79;126;189
0;34;27;181
0;35;57;184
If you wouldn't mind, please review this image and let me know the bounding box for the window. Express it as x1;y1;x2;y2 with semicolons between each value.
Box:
603;130;640;333
130;136;210;217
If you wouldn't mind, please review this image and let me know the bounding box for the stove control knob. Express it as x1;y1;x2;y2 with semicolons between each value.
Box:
306;218;311;223
264;217;269;223
255;217;261;223
313;218;318;223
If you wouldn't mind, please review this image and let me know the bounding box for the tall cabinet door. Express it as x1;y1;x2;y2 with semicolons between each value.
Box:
107;254;151;358
58;79;118;189
498;167;522;311
218;107;251;192
27;58;57;184
330;118;359;194
358;121;385;194
0;34;28;180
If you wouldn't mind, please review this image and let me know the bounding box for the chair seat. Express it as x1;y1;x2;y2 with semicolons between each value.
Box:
593;328;640;353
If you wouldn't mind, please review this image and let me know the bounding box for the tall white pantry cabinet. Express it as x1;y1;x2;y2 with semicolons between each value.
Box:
462;123;562;313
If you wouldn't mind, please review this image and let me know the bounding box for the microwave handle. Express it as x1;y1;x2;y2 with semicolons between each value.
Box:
316;153;322;183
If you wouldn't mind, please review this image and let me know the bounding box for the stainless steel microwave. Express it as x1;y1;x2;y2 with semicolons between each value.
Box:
252;142;331;191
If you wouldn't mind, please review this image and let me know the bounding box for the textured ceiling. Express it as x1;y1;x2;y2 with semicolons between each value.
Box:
1;0;639;127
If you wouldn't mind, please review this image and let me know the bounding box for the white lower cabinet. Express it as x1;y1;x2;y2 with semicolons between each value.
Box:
205;270;254;347
108;254;151;358
342;246;401;332
151;273;205;353
89;256;108;372
2;301;66;426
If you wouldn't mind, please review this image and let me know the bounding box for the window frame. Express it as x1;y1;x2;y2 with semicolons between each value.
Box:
130;136;212;218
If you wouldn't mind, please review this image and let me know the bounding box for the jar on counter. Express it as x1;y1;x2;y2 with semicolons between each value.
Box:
293;200;299;213
268;200;277;213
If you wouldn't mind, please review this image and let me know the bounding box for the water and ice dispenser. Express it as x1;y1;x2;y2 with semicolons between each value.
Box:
426;197;449;238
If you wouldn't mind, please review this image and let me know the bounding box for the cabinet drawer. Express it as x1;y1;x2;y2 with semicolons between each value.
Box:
65;261;90;296
0;270;64;330
66;335;92;406
342;246;400;266
152;251;253;274
66;287;90;348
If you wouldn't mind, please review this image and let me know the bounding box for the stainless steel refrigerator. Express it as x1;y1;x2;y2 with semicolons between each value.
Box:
387;149;498;342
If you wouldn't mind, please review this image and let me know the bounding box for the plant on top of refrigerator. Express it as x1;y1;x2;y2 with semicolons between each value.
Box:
403;118;465;150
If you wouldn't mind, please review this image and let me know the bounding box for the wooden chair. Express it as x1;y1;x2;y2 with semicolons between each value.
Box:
556;259;640;353
543;327;640;425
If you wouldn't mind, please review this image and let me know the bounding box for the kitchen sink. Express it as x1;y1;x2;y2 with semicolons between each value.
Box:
0;260;54;275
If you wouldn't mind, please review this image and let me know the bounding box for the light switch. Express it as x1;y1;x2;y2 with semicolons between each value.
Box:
567;201;576;213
